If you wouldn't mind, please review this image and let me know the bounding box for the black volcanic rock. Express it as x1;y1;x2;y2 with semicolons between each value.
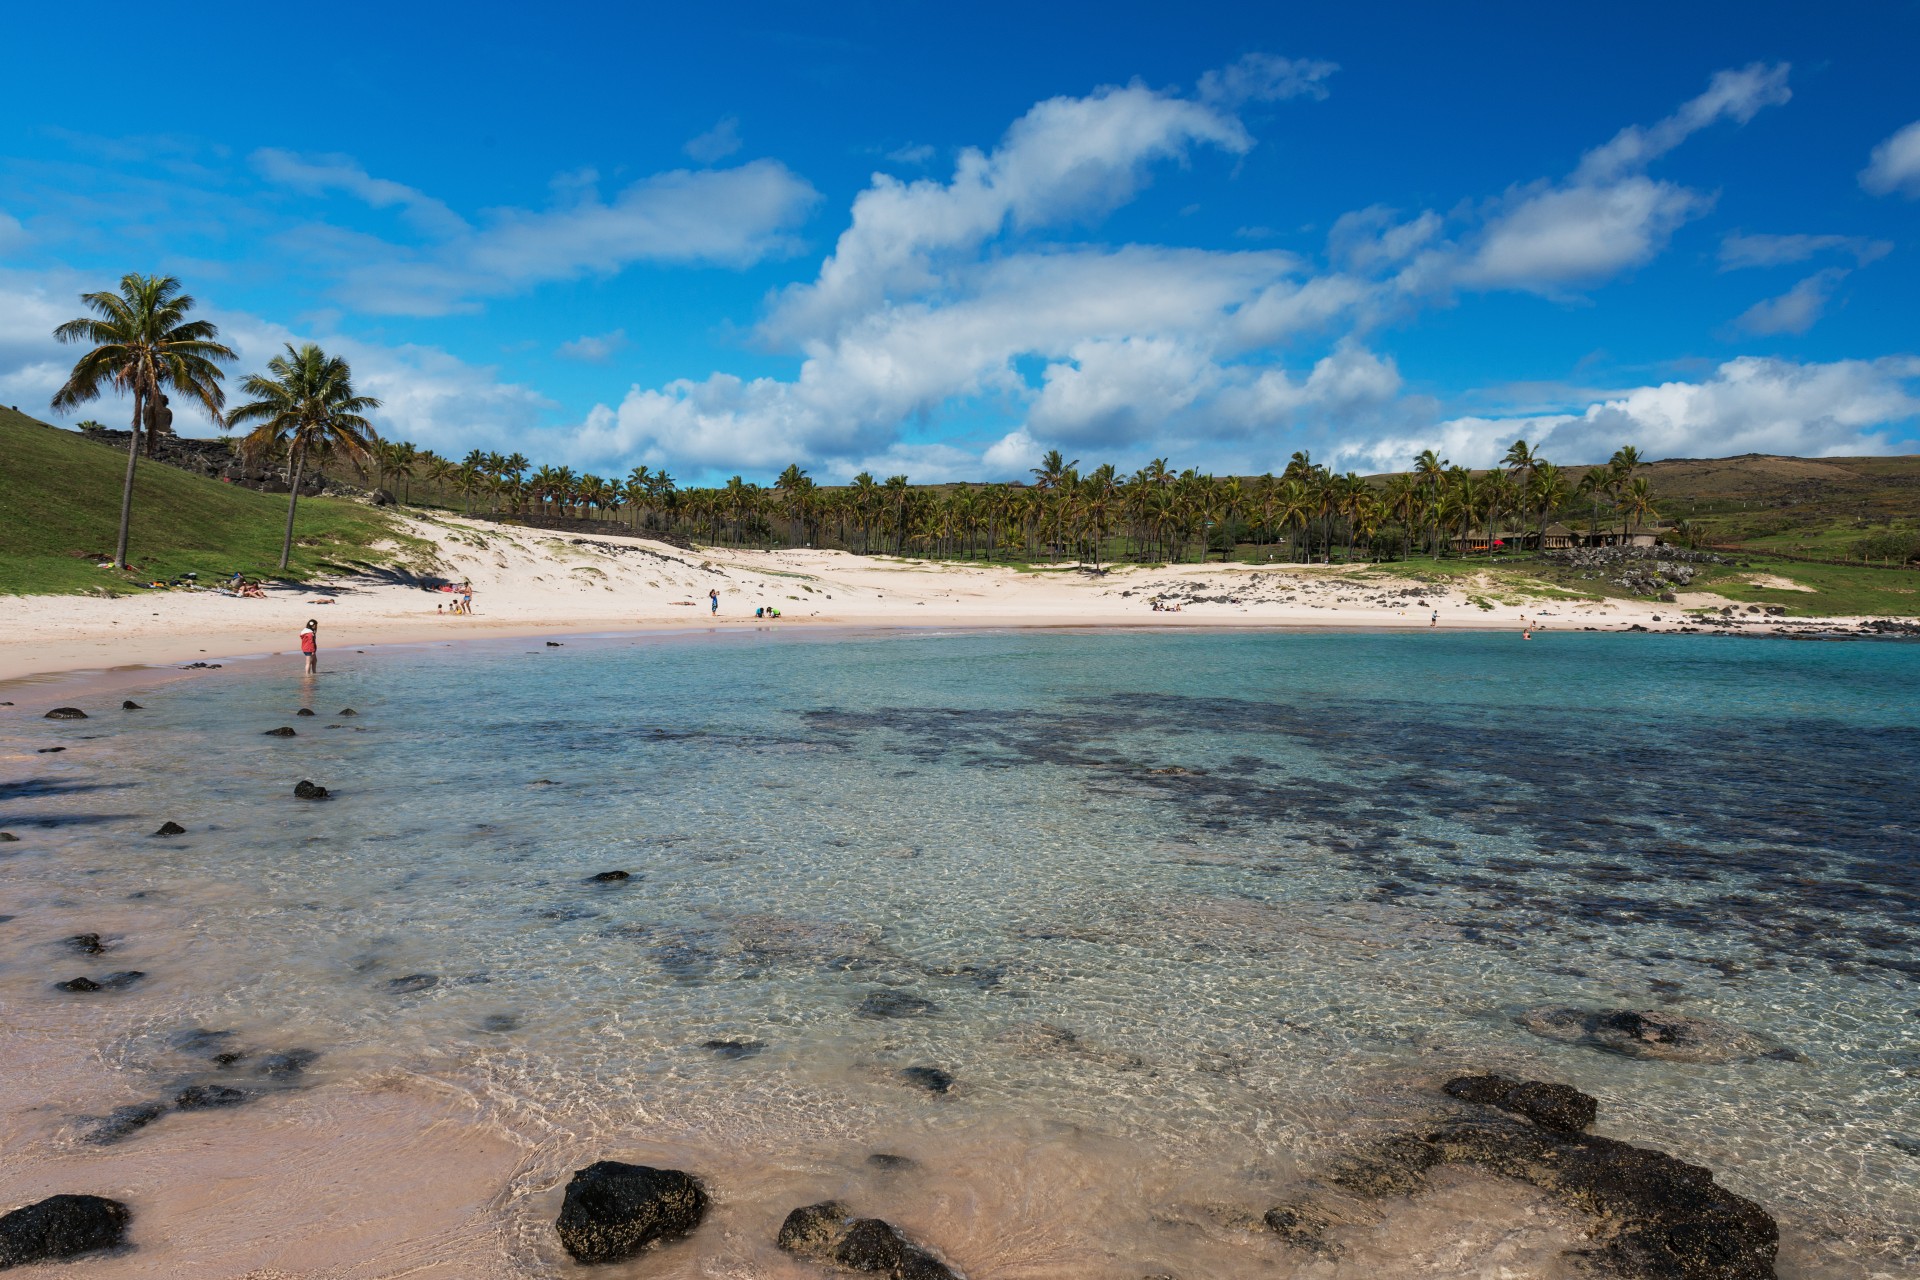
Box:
295;708;315;717
554;1162;708;1264
856;991;937;1019
0;1194;131;1267
776;1201;962;1278
121;700;142;710
43;707;87;720
1444;1074;1597;1133
153;821;186;837
263;727;296;737
293;780;329;799
900;1066;955;1094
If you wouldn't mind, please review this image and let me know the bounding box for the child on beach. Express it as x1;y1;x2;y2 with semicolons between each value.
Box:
299;620;318;675
709;589;719;615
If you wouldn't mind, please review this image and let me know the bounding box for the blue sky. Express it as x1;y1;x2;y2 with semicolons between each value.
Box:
2;0;1916;483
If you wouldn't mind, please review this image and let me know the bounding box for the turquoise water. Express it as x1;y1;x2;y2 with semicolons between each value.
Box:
3;627;1917;1276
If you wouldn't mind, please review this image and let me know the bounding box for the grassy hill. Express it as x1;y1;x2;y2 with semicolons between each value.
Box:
0;407;423;596
1633;453;1920;552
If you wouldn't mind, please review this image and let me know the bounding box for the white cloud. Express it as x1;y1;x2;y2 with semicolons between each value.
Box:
1860;119;1920;198
1574;63;1791;184
1336;357;1920;471
981;427;1042;477
1424;66;1790;296
1719;232;1891;269
684;116;743;164
885;143;935;166
1196;52;1339;105
342;160;821;315
251;149;468;236
1455;177;1707;291
1734;269;1848;336
1327;206;1440;273
557;329;629;363
0;210;29;253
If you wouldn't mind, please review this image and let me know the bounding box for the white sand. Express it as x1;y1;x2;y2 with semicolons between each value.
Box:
0;513;1846;685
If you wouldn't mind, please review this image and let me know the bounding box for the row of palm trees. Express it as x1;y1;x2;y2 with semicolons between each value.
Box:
54;273;376;571
358;442;1657;567
50;272;1661;574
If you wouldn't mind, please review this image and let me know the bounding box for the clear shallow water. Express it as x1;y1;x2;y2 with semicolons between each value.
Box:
2;627;1917;1277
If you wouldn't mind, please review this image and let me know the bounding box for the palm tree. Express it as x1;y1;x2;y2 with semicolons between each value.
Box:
1618;476;1659;543
227;343;380;571
1528;461;1571;552
52;274;235;567
1577;466;1610;546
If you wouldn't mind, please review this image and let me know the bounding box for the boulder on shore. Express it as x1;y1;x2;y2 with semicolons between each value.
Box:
776;1200;963;1278
554;1162;708;1264
0;1193;131;1267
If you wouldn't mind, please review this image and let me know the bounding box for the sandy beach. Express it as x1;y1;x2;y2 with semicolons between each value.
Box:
0;514;1836;687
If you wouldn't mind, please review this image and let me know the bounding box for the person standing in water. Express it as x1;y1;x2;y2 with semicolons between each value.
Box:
709;588;719;615
299;619;318;675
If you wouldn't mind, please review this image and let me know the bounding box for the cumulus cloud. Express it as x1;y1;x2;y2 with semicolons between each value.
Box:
1860;119;1920;197
684;116;743;164
1428;65;1790;295
1335;357;1920;471
557;329;629;363
1734;269;1848;335
1719;232;1891;269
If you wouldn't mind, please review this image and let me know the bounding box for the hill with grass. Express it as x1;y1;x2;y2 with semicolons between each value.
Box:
0;407;423;596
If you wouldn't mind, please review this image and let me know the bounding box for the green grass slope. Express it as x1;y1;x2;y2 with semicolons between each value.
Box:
0;408;424;596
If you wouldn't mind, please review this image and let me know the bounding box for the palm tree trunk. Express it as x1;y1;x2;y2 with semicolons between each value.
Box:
279;442;305;571
113;386;145;568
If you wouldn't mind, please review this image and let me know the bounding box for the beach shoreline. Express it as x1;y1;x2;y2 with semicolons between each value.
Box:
0;513;1875;688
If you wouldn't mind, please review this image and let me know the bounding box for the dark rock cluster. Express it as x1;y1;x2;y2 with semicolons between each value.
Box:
0;1194;130;1268
554;1162;708;1264
777;1201;962;1279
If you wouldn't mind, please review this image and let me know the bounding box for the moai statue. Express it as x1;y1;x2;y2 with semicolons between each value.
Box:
144;391;175;457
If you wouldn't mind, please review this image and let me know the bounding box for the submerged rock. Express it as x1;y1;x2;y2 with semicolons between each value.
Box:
866;1154;917;1171
700;1039;765;1060
386;974;438;994
337;708;358;716
0;1193;131;1267
900;1066;955;1094
174;1084;248;1110
1443;1073;1597;1133
122;700;142;710
776;1201;963;1278
83;1102;169;1145
588;869;631;883
258;1049;319;1077
43;707;88;720
293;780;330;800
0;832;17;842
1268;1075;1778;1279
56;972;145;993
295;708;315;717
1519;1006;1799;1063
263;727;297;737
856;991;937;1019
554;1162;708;1264
152;821;186;837
64;933;106;955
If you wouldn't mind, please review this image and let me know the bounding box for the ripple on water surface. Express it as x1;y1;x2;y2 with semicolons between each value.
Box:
1;627;1916;1277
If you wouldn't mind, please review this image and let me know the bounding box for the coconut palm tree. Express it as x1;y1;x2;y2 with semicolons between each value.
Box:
226;343;380;571
52;274;236;568
1618;476;1659;542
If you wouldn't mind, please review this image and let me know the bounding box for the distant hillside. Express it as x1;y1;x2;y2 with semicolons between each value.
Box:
1627;453;1920;550
0;408;417;596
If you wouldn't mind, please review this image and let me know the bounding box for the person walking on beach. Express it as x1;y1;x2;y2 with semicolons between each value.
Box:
1430;608;1439;628
709;588;719;615
299;619;318;675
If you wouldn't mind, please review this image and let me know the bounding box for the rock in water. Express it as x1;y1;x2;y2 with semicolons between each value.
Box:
386;974;438;994
174;1085;248;1110
263;727;297;737
293;780;330;800
121;700;142;710
588;869;631;883
554;1162;708;1264
1519;1006;1798;1063
295;708;315;717
337;708;358;716
153;821;186;837
776;1201;963;1278
63;934;106;955
1443;1074;1597;1133
701;1039;765;1060
900;1066;955;1094
856;991;937;1019
0;1193;131;1267
0;832;18;842
83;1102;169;1145
43;707;88;719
